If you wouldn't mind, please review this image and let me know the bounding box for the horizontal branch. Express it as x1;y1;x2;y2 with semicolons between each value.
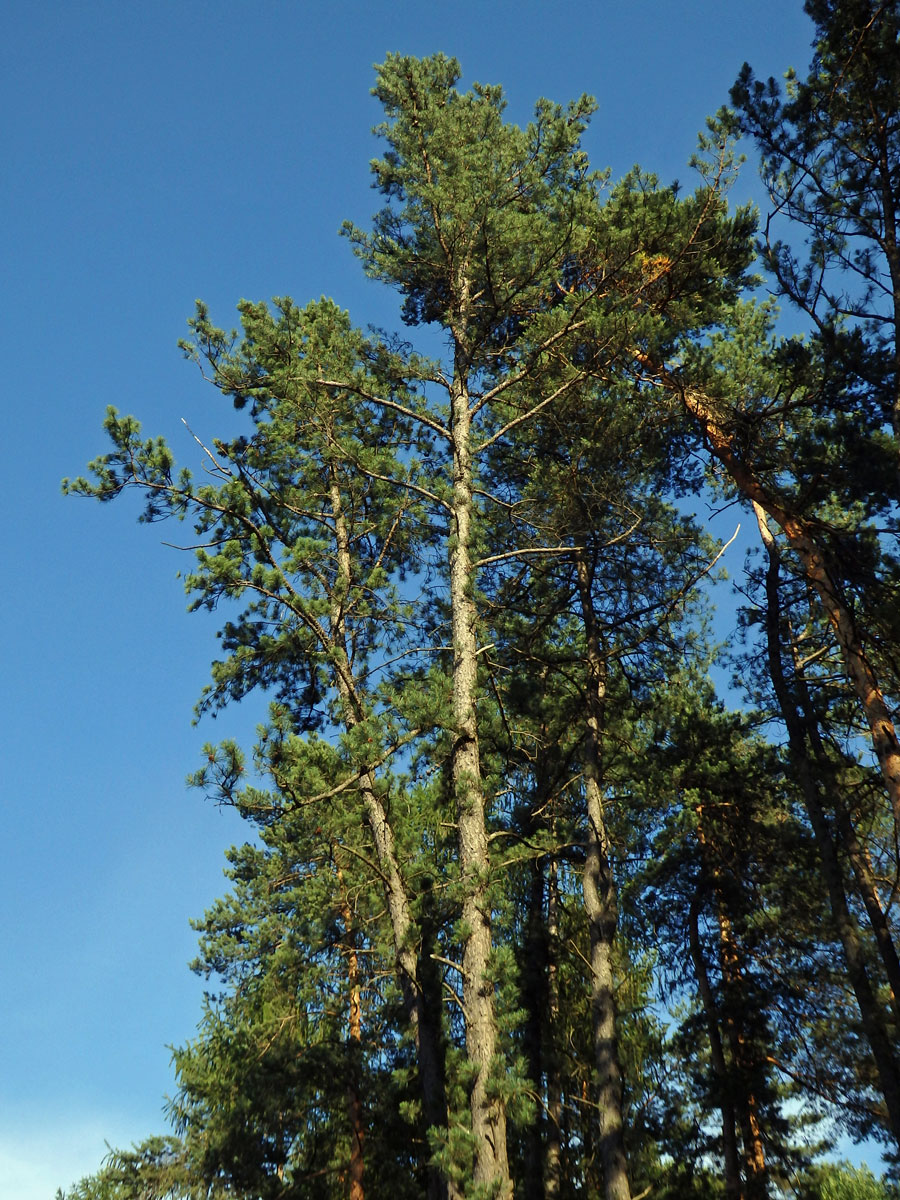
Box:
475;544;582;569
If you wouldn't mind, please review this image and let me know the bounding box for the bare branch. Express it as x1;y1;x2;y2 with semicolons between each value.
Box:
181;417;232;475
476;544;582;569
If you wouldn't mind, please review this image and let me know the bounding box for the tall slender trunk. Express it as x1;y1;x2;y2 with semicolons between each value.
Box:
831;798;900;1024
790;653;900;1025
872;132;900;457
741;1108;767;1200
575;553;631;1200
545;854;563;1200
716;912;767;1199
688;884;743;1200
328;471;456;1200
448;362;511;1196
337;861;365;1200
523;740;562;1200
754;504;900;1148
693;805;768;1198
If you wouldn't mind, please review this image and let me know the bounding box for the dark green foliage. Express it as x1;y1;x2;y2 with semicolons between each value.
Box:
798;1162;900;1200
63;21;900;1200
55;1136;217;1200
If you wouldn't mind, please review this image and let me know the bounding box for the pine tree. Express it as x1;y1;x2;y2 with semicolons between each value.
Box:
66;52;764;1199
707;0;900;1148
725;0;900;859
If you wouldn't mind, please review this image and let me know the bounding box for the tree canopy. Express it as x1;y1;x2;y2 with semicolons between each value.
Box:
62;6;900;1197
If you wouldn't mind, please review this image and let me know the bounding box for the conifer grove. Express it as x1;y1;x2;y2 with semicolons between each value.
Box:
60;3;900;1196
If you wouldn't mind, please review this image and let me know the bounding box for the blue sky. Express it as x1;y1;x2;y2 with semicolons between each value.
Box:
2;1;863;1195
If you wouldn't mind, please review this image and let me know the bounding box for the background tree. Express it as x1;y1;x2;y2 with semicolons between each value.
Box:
712;0;900;1151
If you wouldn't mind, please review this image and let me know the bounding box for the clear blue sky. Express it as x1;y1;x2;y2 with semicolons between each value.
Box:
2;2;854;1195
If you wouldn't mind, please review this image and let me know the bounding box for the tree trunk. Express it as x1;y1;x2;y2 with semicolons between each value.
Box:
655;364;900;834
328;472;456;1200
448;363;511;1196
831;798;900;1025
545;855;563;1200
693;803;768;1198
688;883;743;1200
790;654;900;1026
522;742;564;1200
717;912;767;1200
575;554;631;1200
754;503;900;1148
337;863;366;1200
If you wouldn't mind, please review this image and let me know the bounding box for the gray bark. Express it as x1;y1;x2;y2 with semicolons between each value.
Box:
448;361;511;1196
575;554;631;1200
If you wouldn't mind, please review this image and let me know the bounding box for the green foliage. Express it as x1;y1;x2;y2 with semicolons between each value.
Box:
56;1136;215;1200
64;24;900;1200
799;1162;900;1200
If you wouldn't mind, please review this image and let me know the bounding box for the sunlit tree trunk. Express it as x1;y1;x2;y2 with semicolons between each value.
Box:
656;367;900;834
449;346;511;1196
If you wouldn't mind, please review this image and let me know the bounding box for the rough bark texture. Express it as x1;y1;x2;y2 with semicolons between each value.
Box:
575;555;631;1200
755;504;900;1148
582;781;631;1200
448;365;511;1197
655;365;900;833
